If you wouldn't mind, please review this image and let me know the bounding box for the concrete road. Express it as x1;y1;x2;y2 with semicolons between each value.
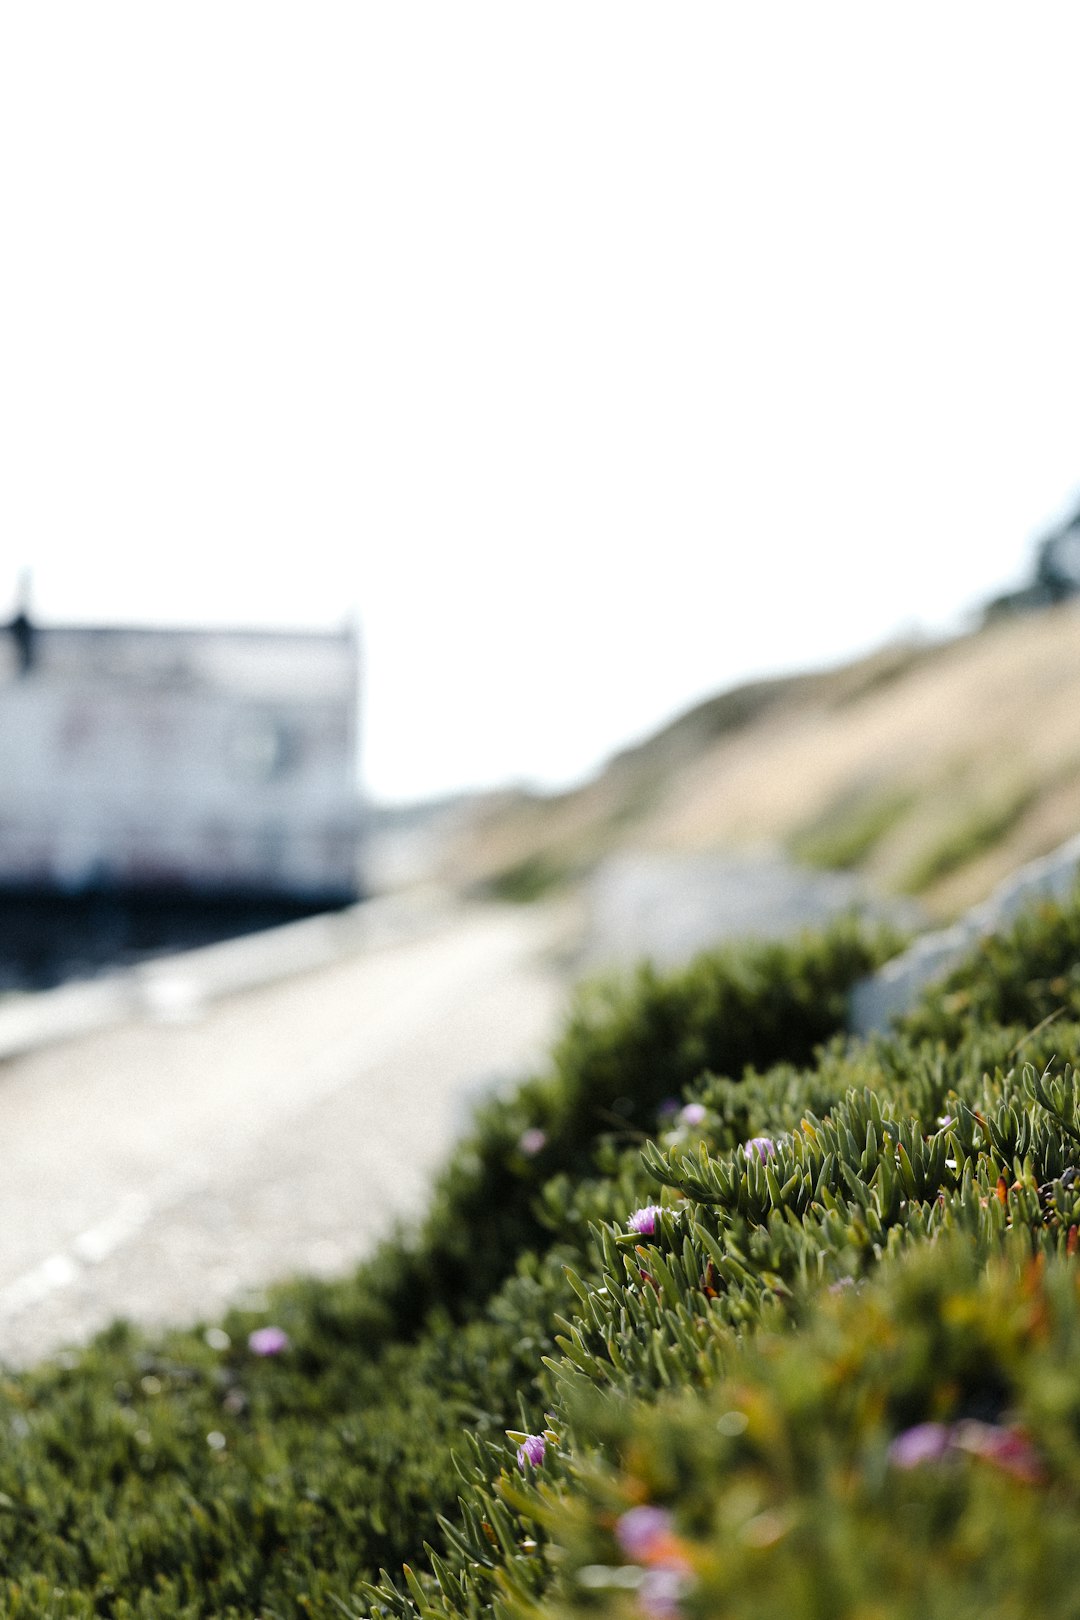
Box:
0;898;569;1366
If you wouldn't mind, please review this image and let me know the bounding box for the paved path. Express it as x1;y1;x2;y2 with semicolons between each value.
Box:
0;899;568;1366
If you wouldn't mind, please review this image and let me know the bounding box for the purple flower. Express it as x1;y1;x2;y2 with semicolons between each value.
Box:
887;1422;952;1469
627;1204;664;1237
679;1103;706;1127
516;1433;546;1471
518;1127;547;1156
637;1568;689;1619
248;1325;289;1356
888;1418;1044;1482
744;1137;776;1163
615;1505;674;1559
657;1098;681;1122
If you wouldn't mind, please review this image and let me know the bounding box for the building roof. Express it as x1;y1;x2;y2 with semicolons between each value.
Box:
1;618;359;702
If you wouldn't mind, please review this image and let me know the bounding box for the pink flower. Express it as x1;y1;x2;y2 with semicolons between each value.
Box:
679;1103;706;1127
518;1127;547;1156
952;1421;1045;1483
516;1433;546;1471
248;1325;289;1356
627;1204;664;1237
888;1422;952;1468
615;1505;674;1559
744;1137;776;1163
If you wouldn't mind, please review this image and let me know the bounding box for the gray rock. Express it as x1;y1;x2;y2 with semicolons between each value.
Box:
849;831;1080;1035
581;851;922;973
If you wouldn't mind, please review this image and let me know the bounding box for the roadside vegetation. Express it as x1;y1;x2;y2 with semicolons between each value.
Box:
5;888;1080;1614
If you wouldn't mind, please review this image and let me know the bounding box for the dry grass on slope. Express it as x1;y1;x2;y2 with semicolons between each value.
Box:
441;601;1080;921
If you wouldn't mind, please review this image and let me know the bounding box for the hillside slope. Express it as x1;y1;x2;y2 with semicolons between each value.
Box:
441;601;1080;920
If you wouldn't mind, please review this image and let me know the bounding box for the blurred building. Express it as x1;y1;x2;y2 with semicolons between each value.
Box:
0;615;361;905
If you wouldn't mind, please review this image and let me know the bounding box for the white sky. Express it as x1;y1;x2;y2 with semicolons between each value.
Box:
3;5;1079;804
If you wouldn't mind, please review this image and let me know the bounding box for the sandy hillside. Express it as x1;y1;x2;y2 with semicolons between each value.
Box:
437;601;1080;920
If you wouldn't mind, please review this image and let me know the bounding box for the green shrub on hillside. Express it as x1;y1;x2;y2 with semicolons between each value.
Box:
486;855;568;904
355;892;1080;1620
502;1240;1080;1620
358;1033;1080;1617
789;786;915;871
899;788;1038;897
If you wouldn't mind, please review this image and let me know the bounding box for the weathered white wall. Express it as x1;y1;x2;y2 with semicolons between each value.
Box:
0;626;361;899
